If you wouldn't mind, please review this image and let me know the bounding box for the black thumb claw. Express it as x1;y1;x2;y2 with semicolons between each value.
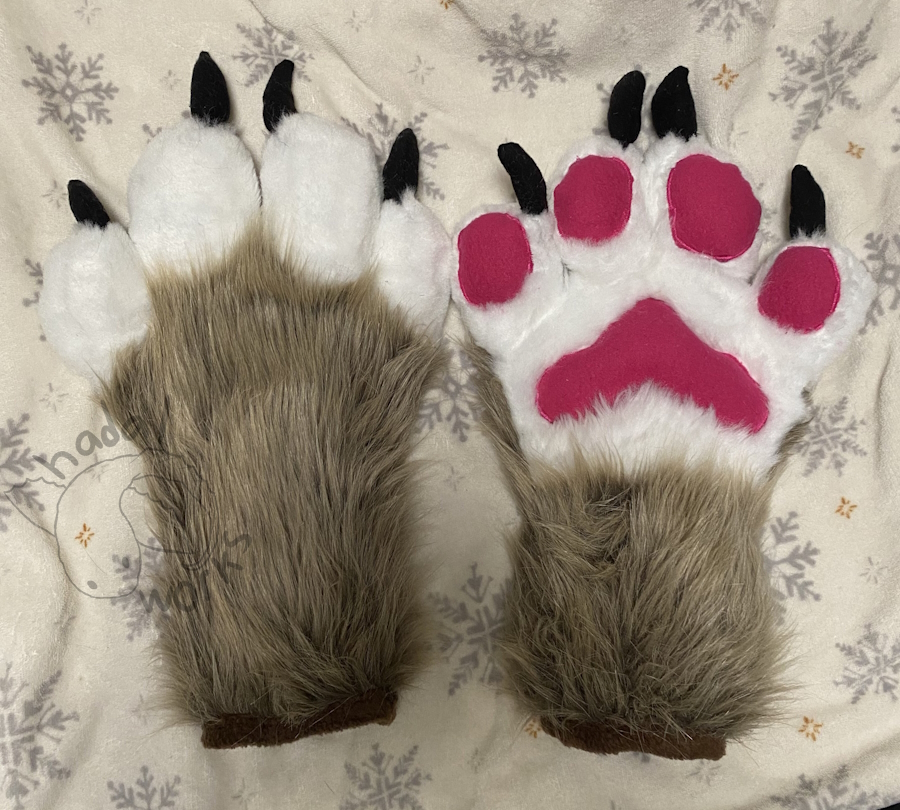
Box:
790;165;827;238
498;142;547;215
651;66;698;140
382;128;419;202
608;70;646;147
263;59;297;133
68;180;110;227
190;51;230;125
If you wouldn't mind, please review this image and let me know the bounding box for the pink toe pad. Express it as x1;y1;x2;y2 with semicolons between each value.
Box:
458;213;533;306
554;155;633;243
758;246;840;332
667;154;761;262
536;298;769;432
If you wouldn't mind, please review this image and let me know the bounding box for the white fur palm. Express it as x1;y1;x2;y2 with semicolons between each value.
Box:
452;72;874;481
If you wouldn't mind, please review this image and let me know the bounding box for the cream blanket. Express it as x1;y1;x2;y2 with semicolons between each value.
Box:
1;1;898;808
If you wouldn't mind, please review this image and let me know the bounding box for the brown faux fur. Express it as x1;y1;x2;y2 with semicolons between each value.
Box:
467;342;793;760
101;218;444;748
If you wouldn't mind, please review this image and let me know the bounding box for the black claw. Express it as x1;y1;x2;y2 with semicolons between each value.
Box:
497;142;547;215
67;180;110;227
790;165;826;238
190;51;230;125
382;128;419;203
651;66;697;141
263;59;297;133
608;70;646;148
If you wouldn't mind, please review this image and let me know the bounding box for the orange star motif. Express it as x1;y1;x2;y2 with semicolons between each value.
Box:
713;64;739;90
75;523;94;548
799;716;823;741
846;142;864;159
836;497;857;518
524;717;542;738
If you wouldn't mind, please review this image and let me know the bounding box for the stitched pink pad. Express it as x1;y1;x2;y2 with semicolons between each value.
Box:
457;212;533;306
554;155;633;243
667;154;761;261
536;298;769;431
758;246;840;332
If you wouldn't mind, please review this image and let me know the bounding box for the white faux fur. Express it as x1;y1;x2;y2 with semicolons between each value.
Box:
259;112;381;282
451;133;876;480
43;107;450;383
127;117;261;269
40;223;150;381
373;189;451;339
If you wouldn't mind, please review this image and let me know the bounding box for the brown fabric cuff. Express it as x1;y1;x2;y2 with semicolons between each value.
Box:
201;689;398;749
541;717;726;761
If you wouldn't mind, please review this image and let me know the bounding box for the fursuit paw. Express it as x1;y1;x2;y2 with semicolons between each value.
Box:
452;67;875;760
40;53;450;748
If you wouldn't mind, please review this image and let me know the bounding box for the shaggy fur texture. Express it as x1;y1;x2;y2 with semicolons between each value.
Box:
468;342;794;760
101;219;444;748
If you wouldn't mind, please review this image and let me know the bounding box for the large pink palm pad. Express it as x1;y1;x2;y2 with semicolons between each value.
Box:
457;154;842;431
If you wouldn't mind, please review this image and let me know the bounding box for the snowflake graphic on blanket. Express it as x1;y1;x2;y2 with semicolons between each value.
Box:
428;563;507;695
862;231;900;332
107;765;181;809
762;512;820;623
770;17;876;141
771;763;899;809
417;345;481;442
477;13;570;98
342;103;449;201
794;395;866;477
834;624;900;704
0;664;79;810
688;0;765;42
0;414;44;534
232;23;311;87
108;546;165;642
22;43;118;141
341;744;431;810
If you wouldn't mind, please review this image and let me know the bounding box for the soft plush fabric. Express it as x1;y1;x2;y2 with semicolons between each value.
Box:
2;0;899;807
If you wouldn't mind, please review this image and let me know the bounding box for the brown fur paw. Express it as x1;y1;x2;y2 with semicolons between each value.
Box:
200;689;398;749
542;718;725;761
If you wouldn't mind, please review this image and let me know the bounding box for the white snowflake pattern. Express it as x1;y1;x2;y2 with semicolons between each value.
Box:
42;181;67;210
762;512;820;622
342;102;449;201
834;624;900;704
0;414;44;534
477;13;570;98
39;384;68;413
860;556;887;586
21;260;43;309
688;0;765;42
794;396;866;477
428;563;507;695
770;18;876;141
408;55;435;85
689;760;721;785
22;43;118;141
0;664;79;810
232;23;311;87
73;0;101;24
861;231;900;332
160;70;181;91
108;548;165;642
107;765;181;809
771;763;898;809
342;744;431;810
416;345;480;441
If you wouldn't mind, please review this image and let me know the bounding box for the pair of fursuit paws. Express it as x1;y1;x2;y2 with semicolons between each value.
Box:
40;56;874;759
